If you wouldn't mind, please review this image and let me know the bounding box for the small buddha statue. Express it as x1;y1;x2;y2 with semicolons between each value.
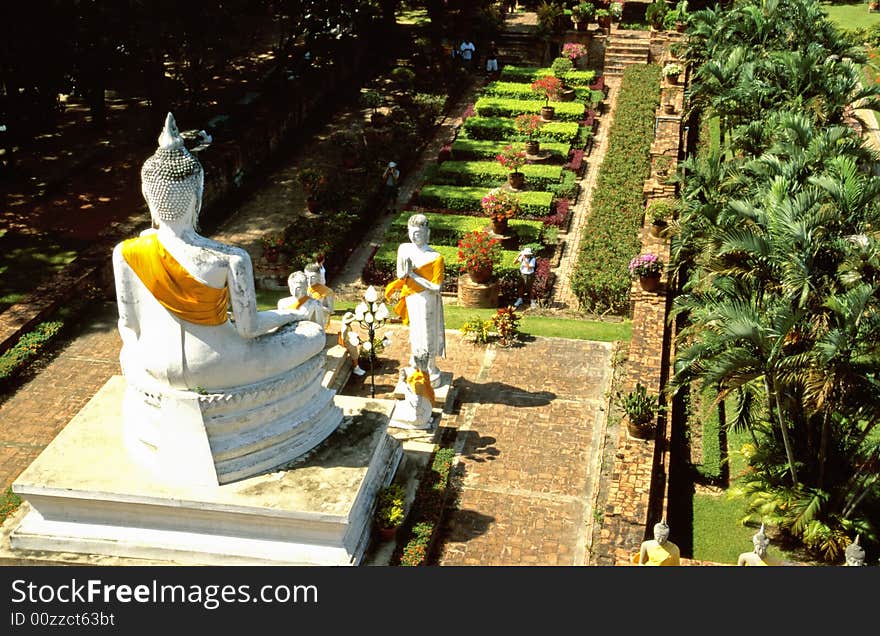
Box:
737;523;780;566
636;519;681;566
844;536;866;566
390;348;435;429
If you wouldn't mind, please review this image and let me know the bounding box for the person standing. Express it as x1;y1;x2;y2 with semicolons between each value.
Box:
485;40;500;79
381;161;400;214
339;312;366;376
514;246;537;308
459;38;476;71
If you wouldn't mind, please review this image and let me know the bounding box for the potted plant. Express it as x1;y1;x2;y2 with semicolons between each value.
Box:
260;233;287;264
360;89;383;125
481;188;522;235
561;41;589;68
615;382;661;440
871;0;880;12
646;199;673;238
531;75;563;120
550;57;576;100
571;2;595;30
610;2;623;21
645;0;669;30
375;483;406;540
496;144;527;189
663;62;684;84
629;252;664;291
653;154;674;178
298;166;327;214
458;229;503;284
595;7;612;33
515;113;545;155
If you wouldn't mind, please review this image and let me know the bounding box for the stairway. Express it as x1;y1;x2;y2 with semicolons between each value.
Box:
496;10;543;67
603;30;650;77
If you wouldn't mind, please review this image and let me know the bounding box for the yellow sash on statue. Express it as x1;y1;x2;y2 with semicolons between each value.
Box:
406;369;435;405
308;283;333;300
121;233;229;326
644;543;680;566
279;295;312;311
383;256;445;325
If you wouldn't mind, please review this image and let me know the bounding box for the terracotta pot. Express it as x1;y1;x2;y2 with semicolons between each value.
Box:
377;525;398;542
491;217;509;236
597;16;611;33
508;171;525;189
468;265;493;284
264;250;279;263
626;416;656;440
306;197;320;214
540;105;555;121
649;221;667;238
525;140;540;155
639;274;661;292
558;88;577;102
663;103;675;115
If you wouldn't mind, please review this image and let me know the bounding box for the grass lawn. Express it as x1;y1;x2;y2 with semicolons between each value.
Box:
0;230;82;311
257;289;632;342
821;1;880;31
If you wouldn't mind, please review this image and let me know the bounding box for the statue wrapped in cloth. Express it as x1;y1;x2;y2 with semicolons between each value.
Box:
112;113;341;485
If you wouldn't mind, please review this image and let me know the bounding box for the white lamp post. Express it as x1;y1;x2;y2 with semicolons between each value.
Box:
353;285;390;398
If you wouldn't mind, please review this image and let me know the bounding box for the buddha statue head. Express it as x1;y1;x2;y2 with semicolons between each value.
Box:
407;213;430;247
653;519;670;544
844;536;866;566
752;523;769;557
141;112;204;230
287;270;308;299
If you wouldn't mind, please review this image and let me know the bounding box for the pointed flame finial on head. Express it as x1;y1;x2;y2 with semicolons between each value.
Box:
158;112;184;150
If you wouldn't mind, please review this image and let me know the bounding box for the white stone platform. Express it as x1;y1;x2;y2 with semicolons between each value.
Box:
3;379;402;566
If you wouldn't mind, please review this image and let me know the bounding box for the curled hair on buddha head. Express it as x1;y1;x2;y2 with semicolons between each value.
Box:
287;270;308;293
407;213;429;230
653;519;670;543
752;523;769;555
141;112;204;227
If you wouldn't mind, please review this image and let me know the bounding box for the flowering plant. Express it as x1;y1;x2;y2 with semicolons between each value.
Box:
457;230;502;273
514;113;544;140
496;144;526;174
261;233;287;260
663;63;683;77
628;253;664;278
481;189;522;223
561;42;588;61
298;166;327;197
611;2;624;20
531;75;563;106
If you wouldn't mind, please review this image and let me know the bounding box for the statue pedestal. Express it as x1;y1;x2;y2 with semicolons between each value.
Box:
458;274;499;308
392;371;454;408
253;260;289;291
1;381;402;566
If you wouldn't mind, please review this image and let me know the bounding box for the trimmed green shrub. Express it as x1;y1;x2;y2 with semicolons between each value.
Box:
483;81;597;104
451;138;571;162
429;160;564;190
371;242;524;282
548;169;579;199
417;185;555;217
461;116;580;143
0;321;63;382
500;65;597;87
570;64;661;314
475;97;586;121
384;211;545;247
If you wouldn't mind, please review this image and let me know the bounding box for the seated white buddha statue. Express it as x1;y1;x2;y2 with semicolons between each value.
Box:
113;113;325;391
112;113;340;485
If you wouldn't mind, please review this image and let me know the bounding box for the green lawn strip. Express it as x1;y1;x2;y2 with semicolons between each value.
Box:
0;230;82;312
417;185;554;216
695;386;723;482
258;290;633;343
820;1;880;30
569;64;661;314
461;116;581;143
451;138;571;162
383;210;546;247
499;65;597;87
475;97;586;122
429;160;564;190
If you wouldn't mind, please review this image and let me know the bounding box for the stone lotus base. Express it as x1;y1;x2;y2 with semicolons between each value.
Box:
2;380;402;566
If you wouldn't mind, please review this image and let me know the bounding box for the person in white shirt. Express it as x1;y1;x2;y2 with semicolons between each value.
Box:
459;39;476;71
514;246;537;308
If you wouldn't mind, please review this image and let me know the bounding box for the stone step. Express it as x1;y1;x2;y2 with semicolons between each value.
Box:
606;52;649;63
606;44;651;55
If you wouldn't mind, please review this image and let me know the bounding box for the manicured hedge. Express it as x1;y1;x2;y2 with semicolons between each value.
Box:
384;211;546;247
461;116;581;144
474;97;586;122
428;160;564;191
451;138;571;162
500;65;597;87
417;185;555;217
482;81;599;104
570;64;662;315
371;242;524;283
